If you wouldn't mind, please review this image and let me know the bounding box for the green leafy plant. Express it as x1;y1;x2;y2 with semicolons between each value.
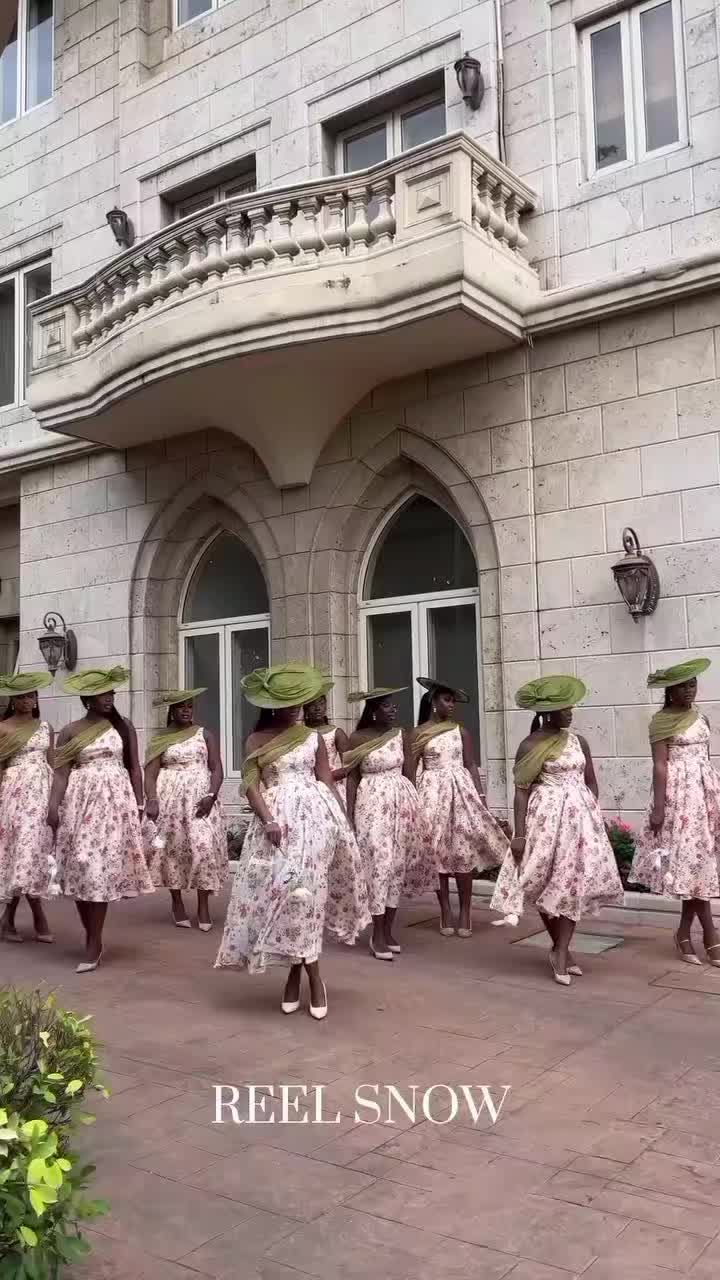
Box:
227;822;248;860
605;817;636;867
0;989;110;1278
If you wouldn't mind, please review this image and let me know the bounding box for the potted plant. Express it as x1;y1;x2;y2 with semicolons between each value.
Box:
0;988;109;1278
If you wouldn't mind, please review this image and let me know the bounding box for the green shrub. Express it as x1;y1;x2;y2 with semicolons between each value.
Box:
605;817;636;867
0;989;109;1279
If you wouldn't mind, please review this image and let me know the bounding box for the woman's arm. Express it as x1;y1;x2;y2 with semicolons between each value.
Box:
242;733;281;845
144;756;162;822
314;732;334;788
402;729;417;784
196;729;224;817
331;727;351;781
47;724;55;769
650;740;669;832
460;727;486;801
578;735;599;801
511;740;533;864
125;720;144;809
47;727;72;830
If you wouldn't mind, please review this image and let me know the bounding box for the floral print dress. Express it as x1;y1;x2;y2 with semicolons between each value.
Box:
630;715;720;899
215;731;369;974
0;723;53;901
147;728;228;892
55;727;154;903
491;732;623;922
353;731;436;915
417;726;509;875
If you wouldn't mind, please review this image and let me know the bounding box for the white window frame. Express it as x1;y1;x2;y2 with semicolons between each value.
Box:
335;91;446;174
179;614;271;779
1;0;54;127
173;172;257;222
582;0;687;179
0;257;51;410
174;0;215;30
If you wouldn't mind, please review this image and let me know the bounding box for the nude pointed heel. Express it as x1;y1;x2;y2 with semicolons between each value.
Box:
549;950;572;987
705;943;720;968
309;982;328;1020
76;949;103;974
675;931;702;965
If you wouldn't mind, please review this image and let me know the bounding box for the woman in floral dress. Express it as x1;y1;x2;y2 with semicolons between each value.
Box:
215;664;368;1019
144;689;227;932
345;687;435;961
492;676;623;985
412;677;509;938
630;658;720;965
304;691;350;803
0;672;55;944
48;667;154;973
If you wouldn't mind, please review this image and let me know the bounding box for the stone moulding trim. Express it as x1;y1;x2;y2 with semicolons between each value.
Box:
138;118;272;186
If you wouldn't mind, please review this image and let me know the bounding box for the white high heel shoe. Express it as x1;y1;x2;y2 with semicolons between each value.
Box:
549;950;571;987
309;982;328;1020
77;949;103;975
369;939;393;961
198;922;212;933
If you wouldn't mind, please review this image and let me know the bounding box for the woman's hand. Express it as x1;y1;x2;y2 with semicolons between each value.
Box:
195;794;216;819
264;820;282;848
46;804;59;833
145;798;159;823
649;807;665;834
510;835;526;865
499;819;512;840
331;766;348;781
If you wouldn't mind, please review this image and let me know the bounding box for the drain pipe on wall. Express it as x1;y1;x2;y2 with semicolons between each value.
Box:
495;0;506;164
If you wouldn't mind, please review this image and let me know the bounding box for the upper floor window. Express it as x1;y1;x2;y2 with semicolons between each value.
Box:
0;260;51;408
0;0;53;126
582;0;686;176
337;93;446;175
171;169;257;222
175;0;213;28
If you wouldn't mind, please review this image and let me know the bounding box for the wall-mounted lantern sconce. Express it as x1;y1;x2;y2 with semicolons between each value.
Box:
454;52;485;110
106;207;134;249
611;528;660;622
38;612;77;675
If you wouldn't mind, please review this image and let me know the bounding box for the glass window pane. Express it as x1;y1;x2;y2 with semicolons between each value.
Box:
25;0;53;112
183;532;269;623
177;0;212;23
231;627;269;770
426;604;480;751
590;23;628;168
365;497;476;599
343;124;387;172
24;262;51;391
184;633;221;747
366;612;414;729
0;279;16;408
641;2;679;150
0;16;18;124
400;100;446;151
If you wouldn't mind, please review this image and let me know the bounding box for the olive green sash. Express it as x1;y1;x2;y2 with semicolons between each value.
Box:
513;731;568;788
0;723;38;763
649;706;698;745
343;729;400;771
241;725;313;788
54;720;111;769
145;726;198;765
411;719;457;761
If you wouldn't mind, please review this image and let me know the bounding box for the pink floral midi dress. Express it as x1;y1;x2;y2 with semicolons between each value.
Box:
215;731;369;974
491;732;623;922
353;731;436;915
630;715;720;899
55;726;154;903
417;725;509;875
0;723;53;901
147;728;228;893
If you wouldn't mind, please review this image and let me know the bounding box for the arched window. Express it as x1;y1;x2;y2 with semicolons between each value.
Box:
179;532;270;773
359;496;482;746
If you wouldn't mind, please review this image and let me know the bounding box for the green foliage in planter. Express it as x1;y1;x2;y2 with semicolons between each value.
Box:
605;818;636;868
0;990;109;1278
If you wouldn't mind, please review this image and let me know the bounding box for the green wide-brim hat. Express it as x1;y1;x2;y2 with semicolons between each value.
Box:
416;676;469;703
347;686;407;703
241;663;328;709
648;657;711;688
0;671;53;696
63;666;130;696
152;688;207;707
516;675;587;712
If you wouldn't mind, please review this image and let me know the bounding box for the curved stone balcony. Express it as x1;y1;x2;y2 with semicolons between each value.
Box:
28;133;538;487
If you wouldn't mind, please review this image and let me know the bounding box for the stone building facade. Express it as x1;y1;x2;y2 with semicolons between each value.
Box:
2;0;720;822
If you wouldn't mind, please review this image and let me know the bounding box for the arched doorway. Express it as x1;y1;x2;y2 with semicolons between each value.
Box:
178;531;270;774
359;495;482;745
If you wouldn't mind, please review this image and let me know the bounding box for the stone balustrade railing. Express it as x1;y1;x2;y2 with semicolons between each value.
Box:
30;133;537;369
